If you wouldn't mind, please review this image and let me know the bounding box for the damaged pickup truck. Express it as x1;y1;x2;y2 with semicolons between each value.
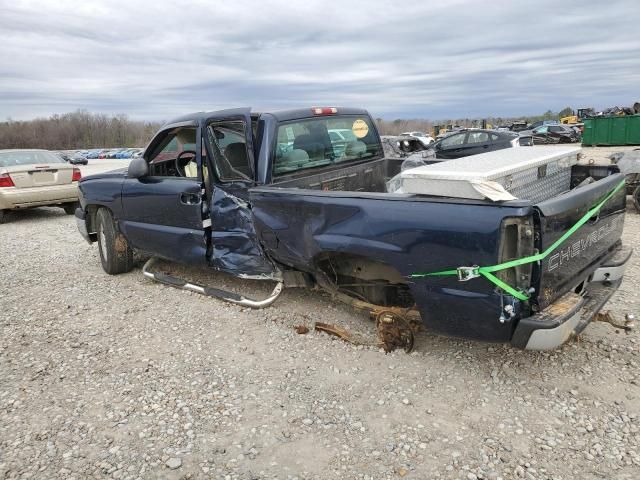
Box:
76;107;632;351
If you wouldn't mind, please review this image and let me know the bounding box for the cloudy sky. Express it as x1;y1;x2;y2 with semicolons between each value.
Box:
1;0;639;121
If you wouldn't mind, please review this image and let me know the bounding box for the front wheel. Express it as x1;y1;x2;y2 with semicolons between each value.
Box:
96;208;134;274
633;185;640;212
0;210;6;224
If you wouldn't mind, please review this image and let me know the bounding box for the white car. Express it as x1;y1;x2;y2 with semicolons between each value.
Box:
0;149;81;223
400;131;435;146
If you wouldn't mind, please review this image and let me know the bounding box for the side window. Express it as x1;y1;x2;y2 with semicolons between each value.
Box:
440;133;466;148
549;126;562;133
206;121;252;182
147;128;197;178
467;132;489;144
490;133;500;141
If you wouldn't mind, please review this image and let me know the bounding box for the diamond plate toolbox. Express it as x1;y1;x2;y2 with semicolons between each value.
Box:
389;146;580;202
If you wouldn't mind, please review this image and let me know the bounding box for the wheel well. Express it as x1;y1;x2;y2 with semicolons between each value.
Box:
314;253;414;308
86;204;100;235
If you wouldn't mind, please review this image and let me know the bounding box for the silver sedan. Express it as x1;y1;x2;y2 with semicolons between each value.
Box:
0;149;81;223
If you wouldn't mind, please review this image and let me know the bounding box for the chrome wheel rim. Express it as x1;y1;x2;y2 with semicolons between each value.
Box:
99;227;108;260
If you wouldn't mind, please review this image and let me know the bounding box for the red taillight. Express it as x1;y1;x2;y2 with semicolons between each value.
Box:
0;173;15;187
72;168;82;182
312;107;338;115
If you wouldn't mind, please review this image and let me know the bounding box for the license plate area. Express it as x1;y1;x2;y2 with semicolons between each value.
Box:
31;170;56;184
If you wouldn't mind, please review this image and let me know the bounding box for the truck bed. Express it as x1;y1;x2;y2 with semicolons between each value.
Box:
272;157;403;193
252;160;626;343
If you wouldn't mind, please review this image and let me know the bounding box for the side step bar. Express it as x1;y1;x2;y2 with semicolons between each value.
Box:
142;257;284;309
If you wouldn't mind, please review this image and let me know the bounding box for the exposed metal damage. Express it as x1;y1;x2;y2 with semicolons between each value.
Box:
209;187;278;277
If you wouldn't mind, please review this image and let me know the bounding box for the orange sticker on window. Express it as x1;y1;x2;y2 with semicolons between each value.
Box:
352;119;369;138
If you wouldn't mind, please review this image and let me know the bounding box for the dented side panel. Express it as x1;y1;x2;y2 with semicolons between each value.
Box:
249;188;533;342
209;186;277;276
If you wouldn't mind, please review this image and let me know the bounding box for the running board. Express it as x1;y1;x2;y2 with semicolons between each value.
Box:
142;257;283;309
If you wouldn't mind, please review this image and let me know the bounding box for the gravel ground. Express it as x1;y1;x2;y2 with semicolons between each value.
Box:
1;148;639;480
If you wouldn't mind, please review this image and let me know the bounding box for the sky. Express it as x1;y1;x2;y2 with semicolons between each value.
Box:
0;0;639;122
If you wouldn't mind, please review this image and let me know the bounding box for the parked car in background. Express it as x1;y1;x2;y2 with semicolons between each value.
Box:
123;148;141;158
86;149;101;159
0;149;81;223
520;124;580;144
70;152;89;165
428;129;524;159
509;121;530;132
131;149;144;158
400;131;435;146
116;149;136;159
57;151;88;165
528;120;559;130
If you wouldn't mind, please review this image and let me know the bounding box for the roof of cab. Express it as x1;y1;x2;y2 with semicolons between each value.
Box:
164;107;371;126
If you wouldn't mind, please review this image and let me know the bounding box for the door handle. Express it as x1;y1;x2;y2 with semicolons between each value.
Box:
483;145;490;149
180;192;201;205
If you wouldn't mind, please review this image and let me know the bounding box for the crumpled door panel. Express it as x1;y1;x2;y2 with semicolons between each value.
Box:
209;187;277;277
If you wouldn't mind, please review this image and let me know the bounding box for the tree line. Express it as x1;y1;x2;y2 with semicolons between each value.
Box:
375;107;575;136
0;107;576;149
0;110;162;150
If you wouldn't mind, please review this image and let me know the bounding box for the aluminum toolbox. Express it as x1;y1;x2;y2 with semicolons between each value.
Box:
388;146;580;202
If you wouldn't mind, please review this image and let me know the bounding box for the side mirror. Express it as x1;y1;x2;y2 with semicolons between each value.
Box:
127;157;148;179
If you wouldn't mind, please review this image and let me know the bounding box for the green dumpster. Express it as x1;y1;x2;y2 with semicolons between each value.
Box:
582;115;640;146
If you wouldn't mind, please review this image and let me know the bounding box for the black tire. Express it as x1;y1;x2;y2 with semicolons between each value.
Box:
96;208;134;275
633;186;640;213
0;210;6;224
63;202;79;215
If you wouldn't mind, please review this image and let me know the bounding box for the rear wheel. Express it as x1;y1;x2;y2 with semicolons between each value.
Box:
633;186;640;212
63;202;79;215
96;208;134;274
0;210;6;224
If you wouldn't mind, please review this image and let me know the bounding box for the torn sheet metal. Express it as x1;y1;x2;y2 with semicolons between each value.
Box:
210;187;278;276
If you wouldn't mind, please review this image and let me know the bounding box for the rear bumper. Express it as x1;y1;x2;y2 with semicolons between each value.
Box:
511;244;632;350
0;183;78;210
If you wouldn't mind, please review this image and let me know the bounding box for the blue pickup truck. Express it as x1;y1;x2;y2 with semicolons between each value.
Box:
76;107;631;350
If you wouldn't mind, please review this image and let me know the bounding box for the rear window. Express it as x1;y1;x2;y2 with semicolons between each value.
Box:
274;116;381;176
0;150;64;167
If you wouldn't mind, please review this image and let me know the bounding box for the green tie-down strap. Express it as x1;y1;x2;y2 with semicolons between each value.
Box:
408;179;626;301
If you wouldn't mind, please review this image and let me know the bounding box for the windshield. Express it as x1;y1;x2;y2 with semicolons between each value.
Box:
0;150;64;167
274;115;381;176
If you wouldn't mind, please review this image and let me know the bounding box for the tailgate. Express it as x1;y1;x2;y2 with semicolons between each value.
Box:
534;173;626;309
6;164;73;188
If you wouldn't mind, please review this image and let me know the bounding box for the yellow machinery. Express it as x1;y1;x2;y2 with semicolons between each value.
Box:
560;115;578;125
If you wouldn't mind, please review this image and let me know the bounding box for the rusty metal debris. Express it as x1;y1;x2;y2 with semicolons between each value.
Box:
314;322;355;343
314;312;419;354
374;310;416;353
332;290;422;323
294;325;310;334
595;311;635;333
